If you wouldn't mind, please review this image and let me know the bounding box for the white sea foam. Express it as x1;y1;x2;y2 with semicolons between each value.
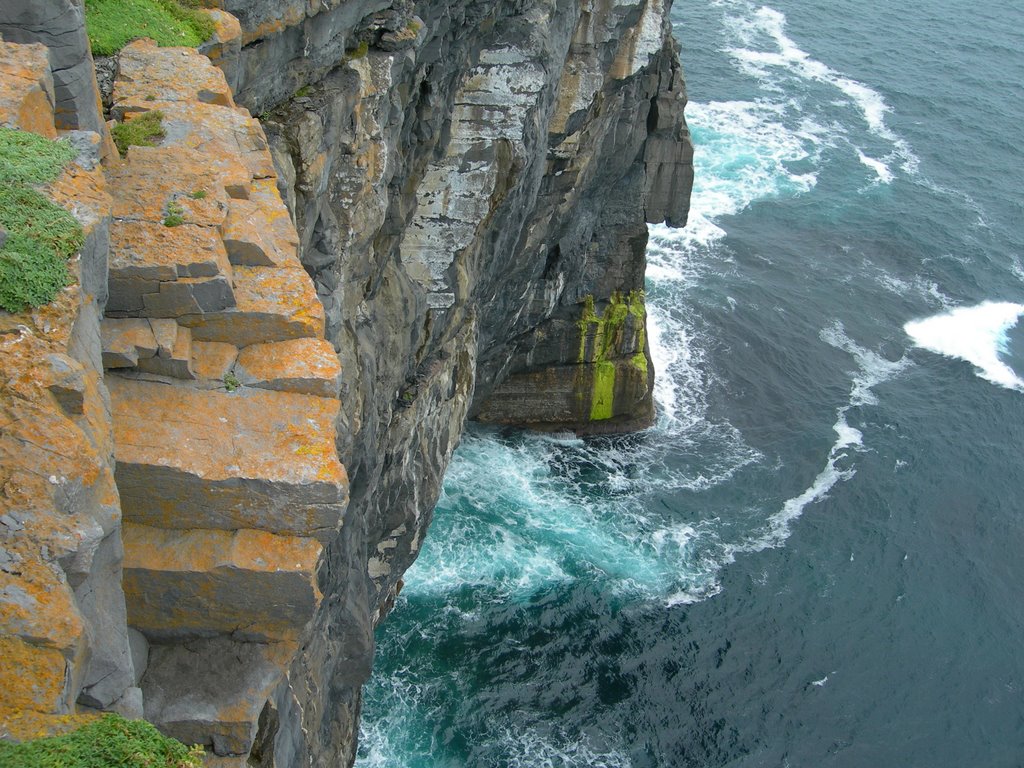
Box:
904;301;1024;390
747;323;910;549
655;99;818;251
723;3;918;178
857;149;894;184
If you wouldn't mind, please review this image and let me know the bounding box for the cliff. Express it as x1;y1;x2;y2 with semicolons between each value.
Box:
0;0;691;764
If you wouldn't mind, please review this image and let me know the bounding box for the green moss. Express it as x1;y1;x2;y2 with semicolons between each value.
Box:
0;129;83;313
223;371;240;391
344;40;369;61
576;289;647;363
294;85;313;98
631;351;648;377
111;110;165;157
84;0;215;56
589;360;616;421
188;188;206;199
0;713;203;767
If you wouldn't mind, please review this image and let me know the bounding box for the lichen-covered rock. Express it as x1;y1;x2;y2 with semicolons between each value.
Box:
0;1;117;159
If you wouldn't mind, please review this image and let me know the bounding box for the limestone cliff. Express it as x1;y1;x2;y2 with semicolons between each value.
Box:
0;0;691;764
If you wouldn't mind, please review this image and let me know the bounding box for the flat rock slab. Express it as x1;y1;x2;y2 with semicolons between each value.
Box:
178;266;324;347
141;636;295;756
234;337;341;398
133;99;275;185
107;146;229;228
221;188;300;268
123;524;321;642
109;376;346;541
0;40;56;137
191;341;238;381
101;318;158;368
114;40;234;111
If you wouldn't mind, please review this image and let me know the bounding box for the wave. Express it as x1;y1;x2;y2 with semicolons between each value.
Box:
742;322;911;551
721;3;918;180
904;301;1024;390
653;99;819;250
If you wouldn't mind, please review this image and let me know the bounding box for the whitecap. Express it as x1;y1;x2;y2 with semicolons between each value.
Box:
723;4;918;176
904;301;1024;390
857;149;894;184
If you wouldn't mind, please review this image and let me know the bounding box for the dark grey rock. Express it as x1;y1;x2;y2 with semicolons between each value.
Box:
0;0;106;134
75;531;135;710
128;628;148;686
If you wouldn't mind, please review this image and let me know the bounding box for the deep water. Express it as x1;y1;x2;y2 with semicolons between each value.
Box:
358;0;1024;765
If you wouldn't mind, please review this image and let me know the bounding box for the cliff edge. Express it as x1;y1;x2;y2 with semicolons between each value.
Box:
0;0;692;764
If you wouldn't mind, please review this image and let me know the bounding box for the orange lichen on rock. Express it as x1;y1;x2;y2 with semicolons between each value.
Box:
106;146;229;227
234;337;341;398
109;377;346;538
114;40;235;110
0;41;56;138
190;340;238;380
178;265;324;346
0;638;70;714
122;524;322;642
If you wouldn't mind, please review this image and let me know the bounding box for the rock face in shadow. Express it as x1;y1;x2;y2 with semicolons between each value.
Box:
237;0;693;762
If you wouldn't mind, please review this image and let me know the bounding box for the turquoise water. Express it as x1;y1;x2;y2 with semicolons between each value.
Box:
358;1;1024;765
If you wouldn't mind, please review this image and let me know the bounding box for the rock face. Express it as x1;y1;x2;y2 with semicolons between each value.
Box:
0;0;691;763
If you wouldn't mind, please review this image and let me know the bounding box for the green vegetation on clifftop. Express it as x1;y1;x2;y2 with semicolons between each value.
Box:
0;713;203;768
0;129;82;313
84;0;215;56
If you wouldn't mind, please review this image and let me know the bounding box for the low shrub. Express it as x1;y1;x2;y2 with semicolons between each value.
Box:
0;129;83;313
84;0;215;56
0;713;203;768
111;110;165;157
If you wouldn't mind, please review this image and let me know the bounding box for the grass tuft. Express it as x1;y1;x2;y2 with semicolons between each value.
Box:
111;110;165;157
163;200;185;227
0;129;83;313
84;0;216;56
0;713;203;767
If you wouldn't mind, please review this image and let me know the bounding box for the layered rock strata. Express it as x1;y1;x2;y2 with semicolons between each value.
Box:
0;0;692;763
100;41;349;759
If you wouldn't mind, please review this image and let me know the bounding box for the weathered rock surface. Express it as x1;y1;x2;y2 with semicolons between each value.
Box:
0;37;132;736
0;0;691;760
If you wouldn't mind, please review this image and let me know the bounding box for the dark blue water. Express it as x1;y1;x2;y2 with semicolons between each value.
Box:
358;1;1024;765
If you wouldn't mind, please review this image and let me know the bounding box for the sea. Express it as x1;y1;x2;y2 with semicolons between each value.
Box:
357;0;1024;765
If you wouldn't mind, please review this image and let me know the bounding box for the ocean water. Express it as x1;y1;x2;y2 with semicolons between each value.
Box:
357;1;1024;765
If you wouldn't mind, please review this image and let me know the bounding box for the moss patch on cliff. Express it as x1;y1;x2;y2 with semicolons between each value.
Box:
577;290;647;363
111;110;165;157
0;129;82;313
589;360;617;421
84;0;215;56
0;713;203;767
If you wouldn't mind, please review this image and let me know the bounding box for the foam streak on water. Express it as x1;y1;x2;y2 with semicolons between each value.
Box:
753;323;910;548
722;2;918;179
